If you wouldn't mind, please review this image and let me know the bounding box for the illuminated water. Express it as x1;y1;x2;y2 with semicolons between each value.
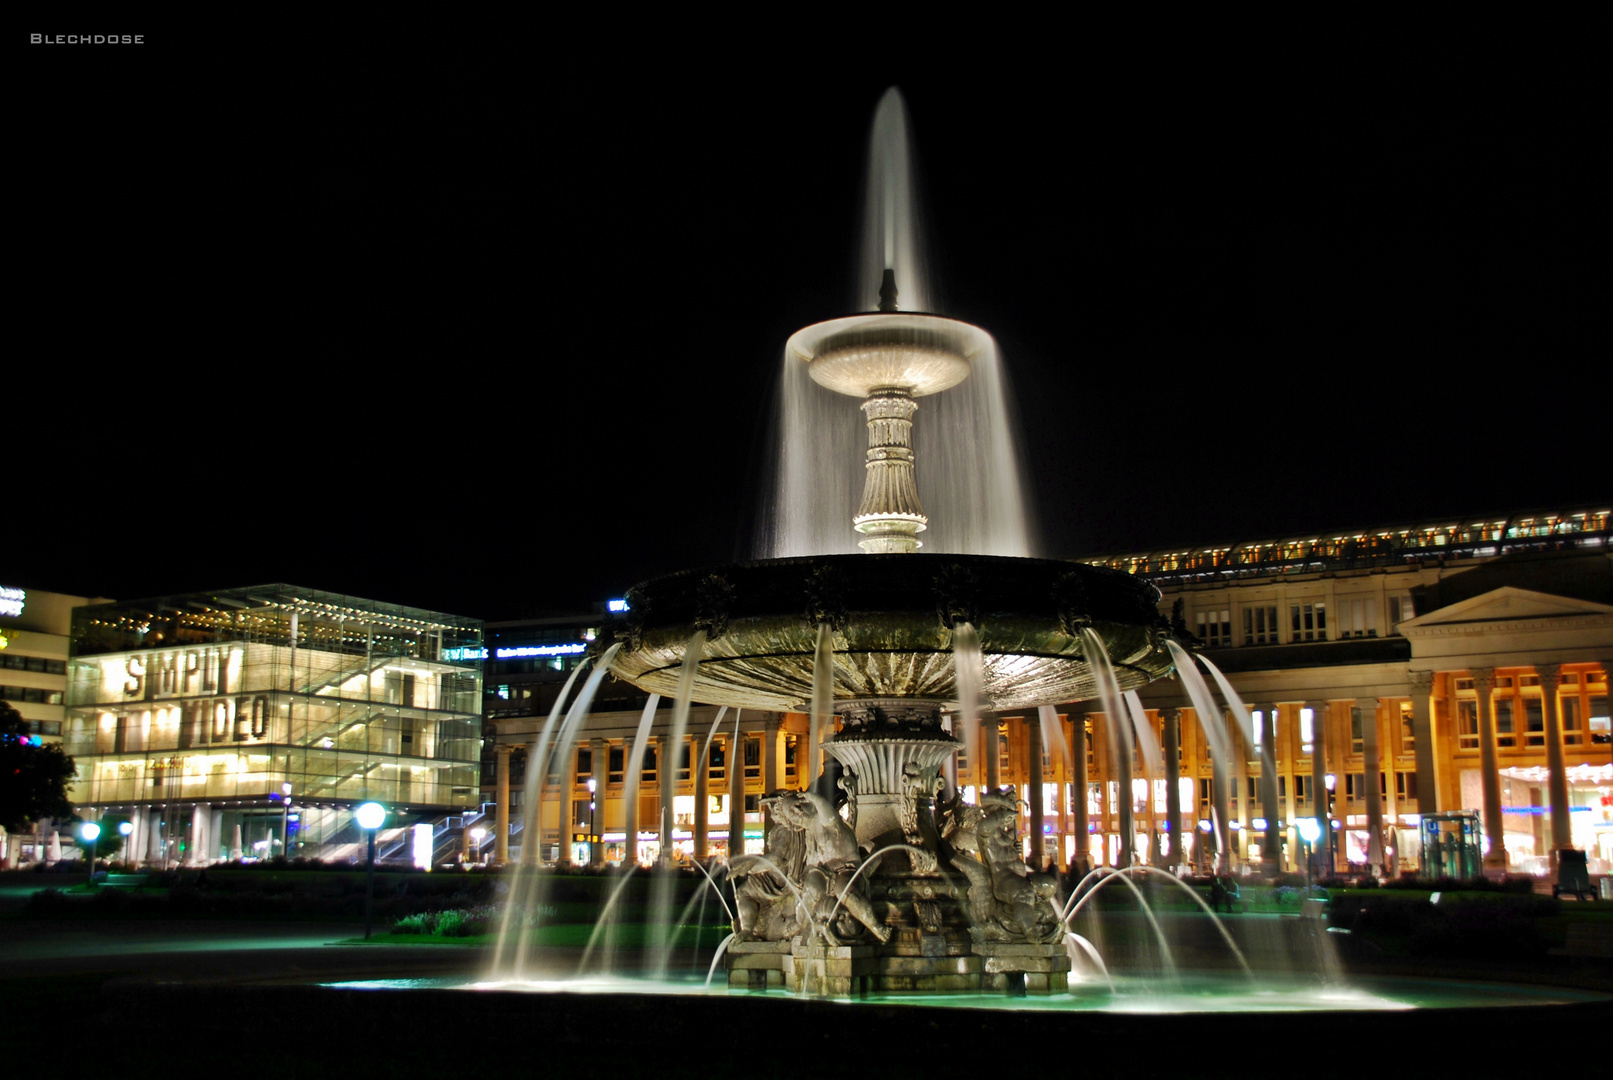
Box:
321;973;1609;1013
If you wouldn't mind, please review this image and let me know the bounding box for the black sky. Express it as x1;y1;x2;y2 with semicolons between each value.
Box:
13;23;1605;621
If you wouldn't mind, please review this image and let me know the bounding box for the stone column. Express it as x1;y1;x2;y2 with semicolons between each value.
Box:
1026;711;1045;870
1209;708;1233;876
1070;710;1089;872
1537;664;1572;855
657;736;674;865
694;727;710;862
728;721;746;859
495;745;513;865
1233;719;1250;872
1471;668;1507;870
1408;670;1439;814
1115;711;1134;869
1309;701;1330;874
148;807;165;865
189;804;207;866
762;719;780;833
587;739;604;868
1259;706;1281;877
1362;698;1387;875
984;716;1001;794
1163;707;1182;871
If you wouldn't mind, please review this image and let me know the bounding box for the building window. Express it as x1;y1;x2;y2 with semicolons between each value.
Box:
1198;778;1212;808
783;735;797;781
1299;707;1315;756
1344;772;1366;801
1243;605;1279;645
1197;609;1231;647
677;739;692;782
608;744;624;784
1290;602;1327;642
709;739;726;781
1388;592;1415;632
642;746;657;783
1399;702;1415;752
1589;693;1610;745
1456;700;1479;751
1339;597;1380;639
1523;697;1544;747
1294;774;1312;804
576;746;592;780
744;793;760;814
1351;705;1367;755
1396;771;1417;800
1562;697;1582;746
1495;698;1516;748
744;734;761;779
1277;775;1288;800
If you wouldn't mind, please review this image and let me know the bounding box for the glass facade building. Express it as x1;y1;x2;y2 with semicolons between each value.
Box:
64;585;482;864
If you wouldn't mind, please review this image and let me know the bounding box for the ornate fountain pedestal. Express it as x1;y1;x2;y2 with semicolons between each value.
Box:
723;701;1071;995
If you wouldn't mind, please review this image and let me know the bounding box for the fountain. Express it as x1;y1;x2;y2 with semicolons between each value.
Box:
593;89;1187;995
472;89;1608;1024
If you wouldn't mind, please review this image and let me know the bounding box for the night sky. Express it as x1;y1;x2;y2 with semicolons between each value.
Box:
14;25;1604;622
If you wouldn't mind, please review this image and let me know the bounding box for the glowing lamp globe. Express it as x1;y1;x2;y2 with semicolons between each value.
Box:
1298;818;1322;844
79;822;101;843
355;802;387;831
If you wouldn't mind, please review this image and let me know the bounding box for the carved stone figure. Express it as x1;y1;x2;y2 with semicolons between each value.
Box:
898;762;938;872
764;790;890;945
730;819;804;942
945;790;1061;943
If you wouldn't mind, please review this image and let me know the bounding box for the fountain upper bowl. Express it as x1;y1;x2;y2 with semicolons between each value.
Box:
786;312;990;398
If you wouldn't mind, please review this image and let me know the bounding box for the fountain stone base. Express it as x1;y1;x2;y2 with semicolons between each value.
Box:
725;697;1071;995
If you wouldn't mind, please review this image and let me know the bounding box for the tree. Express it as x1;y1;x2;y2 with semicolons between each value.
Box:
0;700;76;833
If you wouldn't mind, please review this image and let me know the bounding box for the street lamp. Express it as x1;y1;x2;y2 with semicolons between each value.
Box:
587;778;597;867
281;782;293;860
79;821;101;884
1324;773;1338;875
469;826;487;865
356;801;387;939
1298;816;1322;889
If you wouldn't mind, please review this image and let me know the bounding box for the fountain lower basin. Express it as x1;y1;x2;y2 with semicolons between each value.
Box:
604;553;1172;711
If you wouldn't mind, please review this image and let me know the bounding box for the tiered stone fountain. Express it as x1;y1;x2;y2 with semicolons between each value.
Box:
603;271;1179;995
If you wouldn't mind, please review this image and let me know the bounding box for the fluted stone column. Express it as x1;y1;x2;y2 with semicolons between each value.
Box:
762;719;781;833
587;739;603;868
1259;706;1281;876
694;729;710;862
1361;698;1386;875
1070;710;1089;872
1115;711;1134;869
1471;668;1507;870
1026;711;1045;869
1538;665;1572;855
728;721;746;858
1309;701;1330;873
1163;707;1182;870
1409;670;1439;813
984;716;1001;794
1210;709;1233;876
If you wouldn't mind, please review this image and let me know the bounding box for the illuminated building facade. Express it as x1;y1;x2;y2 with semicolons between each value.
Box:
64;585;483;866
1066;507;1613;878
0;585;106;867
477;607;801;866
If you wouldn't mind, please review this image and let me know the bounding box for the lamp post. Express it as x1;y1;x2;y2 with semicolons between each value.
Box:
79;821;101;885
587;778;597;868
281;782;293;860
356;801;387;939
469;826;487;865
1298;816;1322;890
1324;773;1338;875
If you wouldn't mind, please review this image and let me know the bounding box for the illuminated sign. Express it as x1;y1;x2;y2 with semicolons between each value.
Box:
442;646;488;662
496;644;586;659
0;587;24;619
607;599;629;613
